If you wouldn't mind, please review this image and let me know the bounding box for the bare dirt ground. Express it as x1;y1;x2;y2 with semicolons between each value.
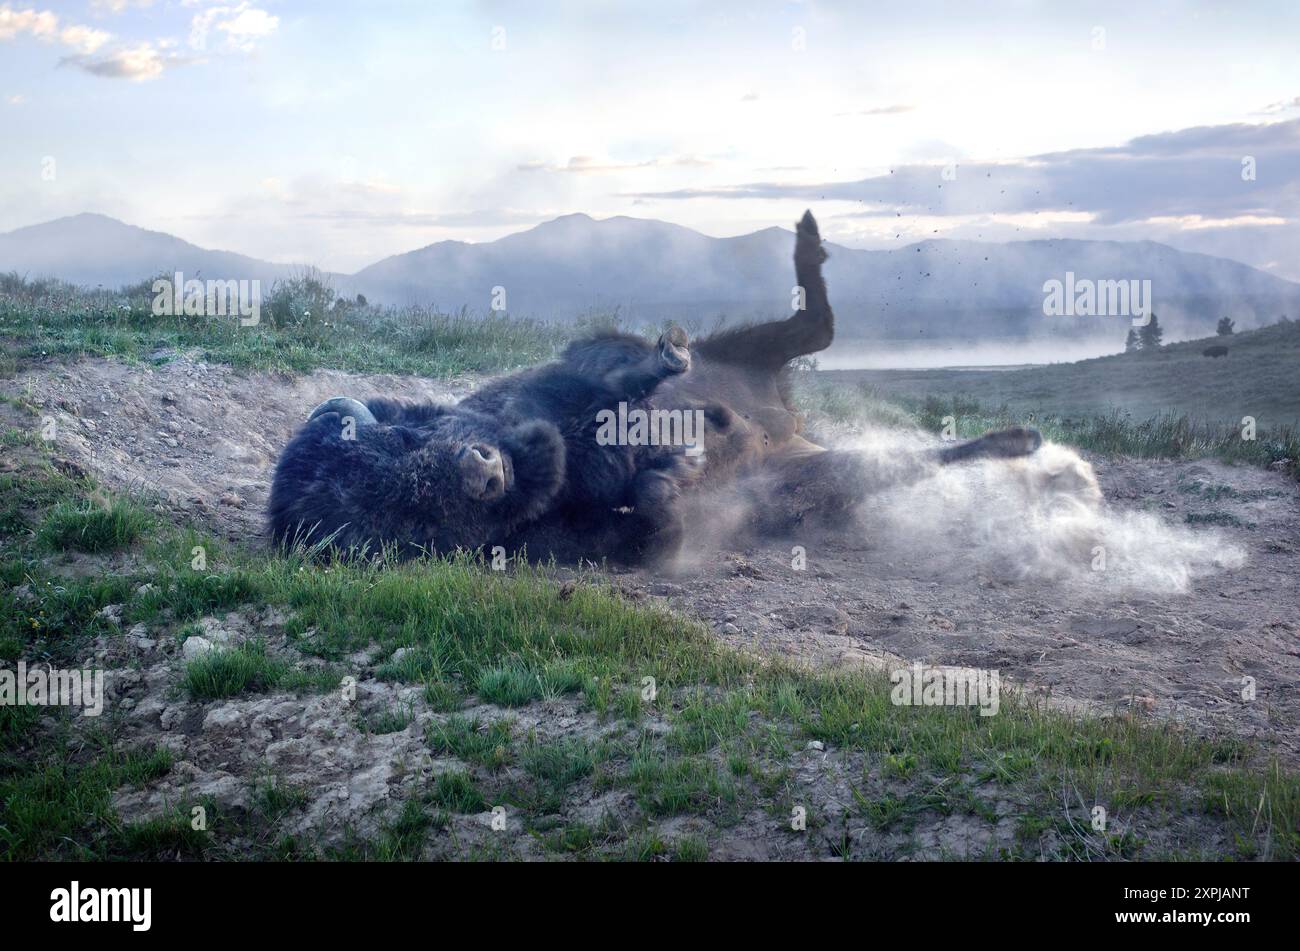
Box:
633;453;1298;761
6;353;1298;771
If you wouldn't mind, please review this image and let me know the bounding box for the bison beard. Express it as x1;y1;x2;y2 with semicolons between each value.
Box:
267;211;1044;564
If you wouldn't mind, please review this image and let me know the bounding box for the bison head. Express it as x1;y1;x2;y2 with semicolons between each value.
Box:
267;396;566;557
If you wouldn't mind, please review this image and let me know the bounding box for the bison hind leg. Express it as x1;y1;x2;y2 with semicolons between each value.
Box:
938;427;1042;465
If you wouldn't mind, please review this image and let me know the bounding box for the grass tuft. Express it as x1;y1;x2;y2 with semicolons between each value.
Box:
37;497;152;552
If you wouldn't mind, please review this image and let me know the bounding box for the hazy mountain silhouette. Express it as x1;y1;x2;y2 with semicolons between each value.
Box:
0;213;299;289
5;212;1299;341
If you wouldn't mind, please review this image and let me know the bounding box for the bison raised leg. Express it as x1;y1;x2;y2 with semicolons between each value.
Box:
694;210;834;370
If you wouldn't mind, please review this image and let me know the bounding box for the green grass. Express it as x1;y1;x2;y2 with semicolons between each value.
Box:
36;496;153;552
522;735;602;788
358;703;414;735
626;744;739;818
821;319;1300;430
182;638;340;700
0;271;577;378
794;375;1299;477
430;771;487;813
0;727;175;860
428;715;514;770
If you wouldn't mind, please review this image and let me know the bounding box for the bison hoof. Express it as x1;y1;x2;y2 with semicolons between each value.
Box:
657;326;691;374
986;427;1043;457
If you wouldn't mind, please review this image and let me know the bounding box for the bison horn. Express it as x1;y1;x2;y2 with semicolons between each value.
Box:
308;397;377;426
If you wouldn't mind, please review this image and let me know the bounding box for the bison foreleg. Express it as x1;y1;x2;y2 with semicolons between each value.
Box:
599;326;691;401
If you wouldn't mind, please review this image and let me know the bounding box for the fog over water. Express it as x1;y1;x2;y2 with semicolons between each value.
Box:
816;338;1126;371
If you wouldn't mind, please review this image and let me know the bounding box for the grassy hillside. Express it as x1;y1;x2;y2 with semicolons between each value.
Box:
825;320;1300;429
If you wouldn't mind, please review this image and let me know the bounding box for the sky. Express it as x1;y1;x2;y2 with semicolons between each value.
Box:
2;0;1299;277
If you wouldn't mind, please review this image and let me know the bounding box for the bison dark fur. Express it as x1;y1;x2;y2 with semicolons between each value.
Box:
267;328;693;558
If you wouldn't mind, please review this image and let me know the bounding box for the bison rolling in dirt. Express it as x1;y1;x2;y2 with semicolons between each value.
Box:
268;211;1043;563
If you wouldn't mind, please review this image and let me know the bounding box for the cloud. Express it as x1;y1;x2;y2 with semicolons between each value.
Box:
1255;96;1300;116
13;0;273;81
629;118;1300;228
835;104;915;116
189;3;278;54
0;4;112;53
230;173;559;232
59;24;112;54
519;154;711;174
90;0;155;12
63;43;185;81
0;5;58;41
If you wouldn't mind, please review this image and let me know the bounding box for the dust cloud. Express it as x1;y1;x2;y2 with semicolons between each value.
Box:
838;431;1246;594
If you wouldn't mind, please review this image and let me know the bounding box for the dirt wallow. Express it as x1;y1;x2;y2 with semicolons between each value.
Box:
4;352;1298;855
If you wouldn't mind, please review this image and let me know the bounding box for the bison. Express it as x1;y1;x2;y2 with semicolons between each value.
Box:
268;211;1043;564
1203;345;1229;358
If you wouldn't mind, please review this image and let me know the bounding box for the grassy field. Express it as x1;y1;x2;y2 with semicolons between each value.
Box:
2;278;1299;860
800;322;1300;478
0;271;577;379
823;320;1300;429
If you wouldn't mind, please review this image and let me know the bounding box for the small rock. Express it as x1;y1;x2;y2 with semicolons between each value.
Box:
127;623;157;651
721;622;740;635
202;705;245;732
389;647;415;664
219;491;245;508
806;740;825;752
182;635;216;660
97;604;124;626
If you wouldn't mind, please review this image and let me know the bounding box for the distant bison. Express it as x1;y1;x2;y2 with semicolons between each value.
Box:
1203;345;1229;358
268;211;1044;564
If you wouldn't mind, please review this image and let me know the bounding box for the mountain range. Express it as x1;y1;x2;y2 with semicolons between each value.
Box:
4;212;1299;343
